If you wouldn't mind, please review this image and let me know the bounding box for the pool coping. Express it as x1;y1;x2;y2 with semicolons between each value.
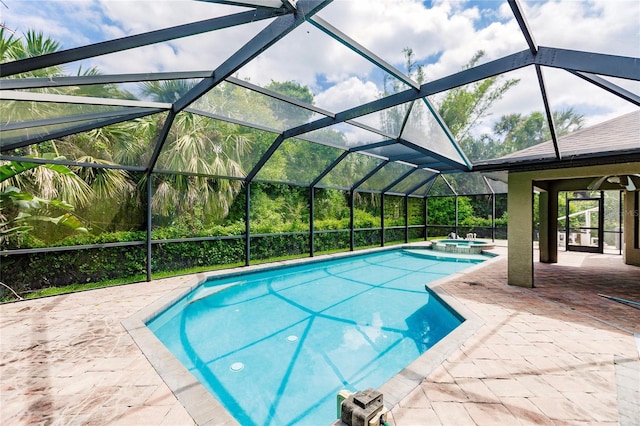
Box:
122;244;497;425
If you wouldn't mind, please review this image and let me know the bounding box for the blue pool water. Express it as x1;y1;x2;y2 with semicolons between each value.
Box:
147;249;485;425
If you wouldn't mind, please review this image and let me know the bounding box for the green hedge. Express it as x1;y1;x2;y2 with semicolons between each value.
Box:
2;228;373;295
250;233;309;260
354;229;382;248
2;246;147;293
2;239;248;295
313;230;350;253
408;227;425;241
1;215;502;297
152;238;245;271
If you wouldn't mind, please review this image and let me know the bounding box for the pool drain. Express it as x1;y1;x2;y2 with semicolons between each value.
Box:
287;335;298;342
230;362;244;372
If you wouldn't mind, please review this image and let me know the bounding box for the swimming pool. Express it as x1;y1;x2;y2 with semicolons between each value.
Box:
146;249;487;425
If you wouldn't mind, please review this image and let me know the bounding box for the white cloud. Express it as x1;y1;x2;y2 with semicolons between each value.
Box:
522;0;640;57
2;1;96;48
318;0;470;74
90;20;268;75
98;0;244;34
537;67;637;126
3;0;636;134
237;21;382;92
314;77;380;112
92;43;178;74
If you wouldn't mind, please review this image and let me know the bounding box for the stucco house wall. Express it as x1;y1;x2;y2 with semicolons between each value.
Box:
508;162;640;288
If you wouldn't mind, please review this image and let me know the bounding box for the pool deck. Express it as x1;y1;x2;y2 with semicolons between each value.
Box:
1;245;639;425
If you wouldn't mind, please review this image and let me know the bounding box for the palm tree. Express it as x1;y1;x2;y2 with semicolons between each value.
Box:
552;107;585;136
494;107;585;154
0;27;21;62
138;80;260;222
1;29;140;233
1;30;67;140
1;29;63;78
140;80;196;103
0;158;88;246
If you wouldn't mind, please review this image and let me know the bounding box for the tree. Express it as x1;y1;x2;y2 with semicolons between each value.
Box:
380;48;426;136
551;108;585;136
138;80;272;222
0;158;89;299
70;65;136;99
150;113;250;221
0;27;21;62
1;29;144;237
495;112;546;152
1;29;63;78
0;158;88;246
2;28;329;230
437;51;520;143
264;80;315;127
379;49;520;162
426;196;473;227
140;80;197;103
493;107;585;155
435;51;520;162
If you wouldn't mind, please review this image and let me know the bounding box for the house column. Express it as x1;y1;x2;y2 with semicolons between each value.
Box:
623;191;640;266
538;183;558;263
508;173;534;287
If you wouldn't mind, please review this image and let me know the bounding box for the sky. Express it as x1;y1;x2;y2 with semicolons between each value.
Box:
2;0;639;140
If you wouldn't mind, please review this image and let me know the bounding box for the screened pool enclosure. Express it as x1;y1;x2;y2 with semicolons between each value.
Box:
1;0;638;296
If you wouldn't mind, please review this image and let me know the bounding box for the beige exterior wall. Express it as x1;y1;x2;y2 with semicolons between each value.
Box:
508;162;640;287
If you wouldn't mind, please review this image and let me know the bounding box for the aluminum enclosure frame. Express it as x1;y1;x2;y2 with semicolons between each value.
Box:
1;0;638;282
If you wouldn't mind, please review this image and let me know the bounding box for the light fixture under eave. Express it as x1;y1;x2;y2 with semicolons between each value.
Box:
588;175;640;191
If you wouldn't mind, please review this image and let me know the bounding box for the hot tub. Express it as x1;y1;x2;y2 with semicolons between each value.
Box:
431;239;494;255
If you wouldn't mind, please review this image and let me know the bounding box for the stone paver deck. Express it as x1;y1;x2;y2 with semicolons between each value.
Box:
389;250;639;426
1;248;639;425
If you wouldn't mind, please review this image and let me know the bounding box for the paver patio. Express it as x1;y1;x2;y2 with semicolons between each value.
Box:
1;246;638;425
